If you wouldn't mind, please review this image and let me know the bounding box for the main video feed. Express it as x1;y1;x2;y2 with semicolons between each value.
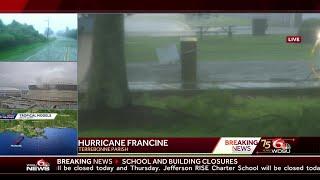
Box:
78;13;320;137
0;62;77;155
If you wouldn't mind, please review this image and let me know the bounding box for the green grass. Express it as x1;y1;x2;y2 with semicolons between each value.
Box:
80;92;320;137
0;41;51;61
125;35;314;62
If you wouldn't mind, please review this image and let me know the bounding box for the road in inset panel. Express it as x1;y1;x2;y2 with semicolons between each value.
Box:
25;37;77;61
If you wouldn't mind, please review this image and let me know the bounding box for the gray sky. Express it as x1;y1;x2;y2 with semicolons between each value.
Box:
0;13;77;34
0;62;77;89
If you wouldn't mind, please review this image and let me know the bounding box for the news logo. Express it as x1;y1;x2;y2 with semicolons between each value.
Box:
272;138;289;149
260;138;292;154
37;159;50;167
26;159;50;172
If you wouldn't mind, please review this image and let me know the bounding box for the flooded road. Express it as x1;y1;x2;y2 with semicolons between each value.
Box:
25;37;77;61
127;61;320;90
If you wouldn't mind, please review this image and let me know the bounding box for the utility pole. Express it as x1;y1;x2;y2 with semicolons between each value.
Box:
45;18;50;39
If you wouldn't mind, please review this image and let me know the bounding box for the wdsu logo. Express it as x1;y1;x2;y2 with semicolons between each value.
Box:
26;159;50;172
261;138;292;154
272;138;291;154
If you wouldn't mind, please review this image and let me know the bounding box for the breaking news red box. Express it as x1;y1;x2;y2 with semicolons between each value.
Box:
1;0;320;176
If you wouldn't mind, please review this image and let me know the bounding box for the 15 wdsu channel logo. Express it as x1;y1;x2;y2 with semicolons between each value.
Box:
260;138;292;154
26;159;50;172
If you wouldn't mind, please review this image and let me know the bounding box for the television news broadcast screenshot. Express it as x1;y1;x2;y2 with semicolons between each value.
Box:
2;0;320;176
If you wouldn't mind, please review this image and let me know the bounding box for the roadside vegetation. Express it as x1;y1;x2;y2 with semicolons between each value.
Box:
0;20;46;49
80;91;320;137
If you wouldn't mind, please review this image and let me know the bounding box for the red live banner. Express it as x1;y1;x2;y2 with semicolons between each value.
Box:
286;36;302;43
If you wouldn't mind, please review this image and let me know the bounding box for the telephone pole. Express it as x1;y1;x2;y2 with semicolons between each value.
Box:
45;18;50;39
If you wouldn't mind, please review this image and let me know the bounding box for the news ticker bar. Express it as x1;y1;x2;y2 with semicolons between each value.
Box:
2;156;320;174
78;137;320;155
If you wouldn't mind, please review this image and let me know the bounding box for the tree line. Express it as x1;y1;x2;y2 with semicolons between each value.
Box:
56;27;77;39
0;20;46;49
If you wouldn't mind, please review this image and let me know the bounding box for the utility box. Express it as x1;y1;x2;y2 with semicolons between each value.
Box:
180;37;197;89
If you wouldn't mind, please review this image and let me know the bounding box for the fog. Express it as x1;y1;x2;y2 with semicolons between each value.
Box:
0;62;77;89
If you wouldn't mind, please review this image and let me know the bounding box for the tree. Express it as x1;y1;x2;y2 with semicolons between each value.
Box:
8;20;21;28
0;20;45;48
298;19;320;44
0;20;5;32
56;28;77;39
65;29;77;39
185;14;219;40
87;14;131;109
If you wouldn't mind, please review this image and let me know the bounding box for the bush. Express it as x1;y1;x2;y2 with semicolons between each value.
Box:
298;18;320;44
0;33;15;48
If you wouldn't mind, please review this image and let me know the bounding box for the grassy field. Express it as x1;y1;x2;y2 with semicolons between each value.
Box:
125;35;314;62
0;40;52;61
80;91;320;137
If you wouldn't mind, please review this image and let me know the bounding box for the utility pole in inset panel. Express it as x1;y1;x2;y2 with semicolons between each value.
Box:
45;18;50;39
